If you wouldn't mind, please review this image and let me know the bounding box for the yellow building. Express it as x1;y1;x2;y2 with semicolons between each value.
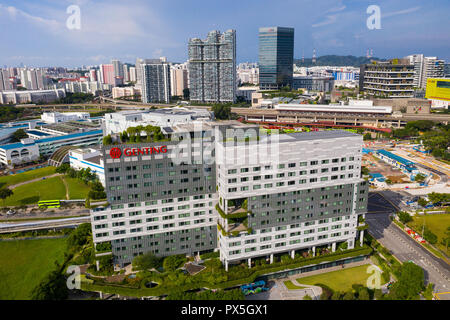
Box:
425;78;450;101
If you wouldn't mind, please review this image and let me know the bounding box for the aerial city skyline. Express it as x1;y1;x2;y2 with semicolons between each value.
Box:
0;0;449;306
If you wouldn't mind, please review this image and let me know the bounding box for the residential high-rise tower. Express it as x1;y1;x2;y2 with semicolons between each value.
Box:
188;30;236;103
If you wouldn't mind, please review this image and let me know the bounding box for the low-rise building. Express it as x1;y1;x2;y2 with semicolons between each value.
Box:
0;89;66;104
69;147;105;185
112;86;141;99
0;130;103;166
41;112;90;124
104;108;214;135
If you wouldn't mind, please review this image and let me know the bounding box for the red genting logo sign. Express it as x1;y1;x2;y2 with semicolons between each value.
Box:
109;146;168;158
109;148;122;159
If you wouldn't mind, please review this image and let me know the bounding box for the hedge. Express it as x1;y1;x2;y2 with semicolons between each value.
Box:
81;245;372;297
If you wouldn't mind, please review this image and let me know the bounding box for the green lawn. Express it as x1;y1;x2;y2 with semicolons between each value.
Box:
408;214;450;255
294;264;384;291
3;176;67;206
283;280;307;290
64;177;90;199
0;238;67;299
0;166;56;188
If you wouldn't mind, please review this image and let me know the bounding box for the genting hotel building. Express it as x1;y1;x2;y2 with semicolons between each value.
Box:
91;120;368;269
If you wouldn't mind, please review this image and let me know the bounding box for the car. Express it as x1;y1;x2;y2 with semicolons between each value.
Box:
6;210;16;216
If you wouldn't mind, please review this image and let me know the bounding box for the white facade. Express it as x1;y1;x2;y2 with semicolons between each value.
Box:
0;89;66;105
215;130;366;269
406;54;445;89
41;112;90;124
0;138;40;166
104;108;214;135
0;69;12;91
69;148;105;185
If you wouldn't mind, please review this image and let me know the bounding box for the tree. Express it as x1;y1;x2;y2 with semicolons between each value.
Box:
88;181;106;200
363;133;372;141
31;265;68;300
343;291;354;300
11;129;28;142
212;104;232;120
163;254;186;272
303;294;312;300
423;228;438;244
417;197;428;207
55;163;70;174
428;192;450;205
361;166;370;176
358;287;370;300
331;291;342;300
67;223;92;251
0;188;13;207
133;252;162;271
387;262;424;300
397;211;413;224
441;227;450;251
414;173;426;183
102;135;113;145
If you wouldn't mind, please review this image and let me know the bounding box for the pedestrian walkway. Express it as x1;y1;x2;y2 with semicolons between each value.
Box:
7;173;62;189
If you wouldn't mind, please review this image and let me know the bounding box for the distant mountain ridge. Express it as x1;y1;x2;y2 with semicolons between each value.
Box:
294;55;386;67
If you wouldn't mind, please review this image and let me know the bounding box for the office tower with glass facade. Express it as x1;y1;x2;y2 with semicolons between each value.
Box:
258;27;295;90
188;30;236;103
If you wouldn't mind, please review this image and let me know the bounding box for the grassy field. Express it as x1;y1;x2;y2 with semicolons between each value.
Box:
3;176;67;206
408;214;450;255
0;166;56;188
63;177;90;199
0;238;67;299
294;264;384;291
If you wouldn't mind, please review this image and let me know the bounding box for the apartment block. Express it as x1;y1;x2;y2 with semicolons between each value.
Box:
215;130;367;270
188;30;236;103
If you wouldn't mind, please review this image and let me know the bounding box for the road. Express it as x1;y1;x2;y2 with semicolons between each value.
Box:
367;192;450;296
0;216;90;233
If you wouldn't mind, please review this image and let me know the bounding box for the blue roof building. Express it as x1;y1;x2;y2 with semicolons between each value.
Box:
376;149;416;173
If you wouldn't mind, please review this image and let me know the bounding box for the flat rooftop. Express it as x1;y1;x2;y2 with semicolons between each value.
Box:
220;129;360;147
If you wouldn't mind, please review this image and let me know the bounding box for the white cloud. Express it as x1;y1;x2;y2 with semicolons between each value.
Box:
383;6;421;18
326;5;346;13
0;4;61;31
312;14;338;28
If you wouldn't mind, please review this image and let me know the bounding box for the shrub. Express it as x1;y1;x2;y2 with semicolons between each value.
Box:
163;254;187;272
397;211;412;224
343;291;354;300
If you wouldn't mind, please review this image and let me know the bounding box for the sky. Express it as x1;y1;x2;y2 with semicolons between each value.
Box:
0;0;449;68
